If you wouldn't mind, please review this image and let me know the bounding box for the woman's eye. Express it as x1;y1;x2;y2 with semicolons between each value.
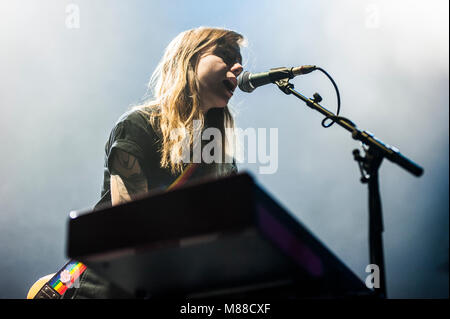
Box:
217;52;231;64
223;56;233;65
214;50;231;64
214;46;241;66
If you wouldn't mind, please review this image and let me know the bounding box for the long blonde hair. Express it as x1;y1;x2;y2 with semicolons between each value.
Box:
135;27;244;174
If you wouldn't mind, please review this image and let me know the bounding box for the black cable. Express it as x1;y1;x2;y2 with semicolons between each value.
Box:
315;67;341;128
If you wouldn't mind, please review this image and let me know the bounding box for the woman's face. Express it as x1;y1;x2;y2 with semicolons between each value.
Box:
196;44;243;113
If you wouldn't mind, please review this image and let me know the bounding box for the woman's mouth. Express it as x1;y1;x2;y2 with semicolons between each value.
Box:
223;79;236;96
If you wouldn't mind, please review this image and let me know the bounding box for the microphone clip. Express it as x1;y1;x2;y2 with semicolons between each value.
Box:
274;78;294;95
272;65;317;94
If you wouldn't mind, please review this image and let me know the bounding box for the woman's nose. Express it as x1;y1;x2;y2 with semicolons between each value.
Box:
230;63;243;77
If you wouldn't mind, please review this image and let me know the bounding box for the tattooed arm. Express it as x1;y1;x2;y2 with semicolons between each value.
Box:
110;149;148;206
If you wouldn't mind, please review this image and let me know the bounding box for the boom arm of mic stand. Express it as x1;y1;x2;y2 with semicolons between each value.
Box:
274;79;424;177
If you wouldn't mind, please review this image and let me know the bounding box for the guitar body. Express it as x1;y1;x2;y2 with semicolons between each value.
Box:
27;274;55;299
27;260;87;299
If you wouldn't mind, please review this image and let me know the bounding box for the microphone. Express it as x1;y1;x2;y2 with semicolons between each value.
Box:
238;65;317;93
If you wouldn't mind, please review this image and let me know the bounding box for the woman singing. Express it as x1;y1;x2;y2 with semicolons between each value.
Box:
70;26;245;298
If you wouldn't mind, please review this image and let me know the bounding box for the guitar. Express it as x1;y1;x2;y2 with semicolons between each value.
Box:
27;260;86;299
27;274;55;299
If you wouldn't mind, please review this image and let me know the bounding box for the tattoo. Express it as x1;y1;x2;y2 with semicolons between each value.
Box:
110;150;148;205
117;151;137;170
117;173;147;195
110;174;132;204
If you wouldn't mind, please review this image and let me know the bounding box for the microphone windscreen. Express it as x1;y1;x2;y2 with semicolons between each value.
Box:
237;71;254;93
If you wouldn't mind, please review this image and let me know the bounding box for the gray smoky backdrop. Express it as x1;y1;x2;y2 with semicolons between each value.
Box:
0;0;448;298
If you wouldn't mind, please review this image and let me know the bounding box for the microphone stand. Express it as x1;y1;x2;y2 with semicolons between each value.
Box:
274;78;424;299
